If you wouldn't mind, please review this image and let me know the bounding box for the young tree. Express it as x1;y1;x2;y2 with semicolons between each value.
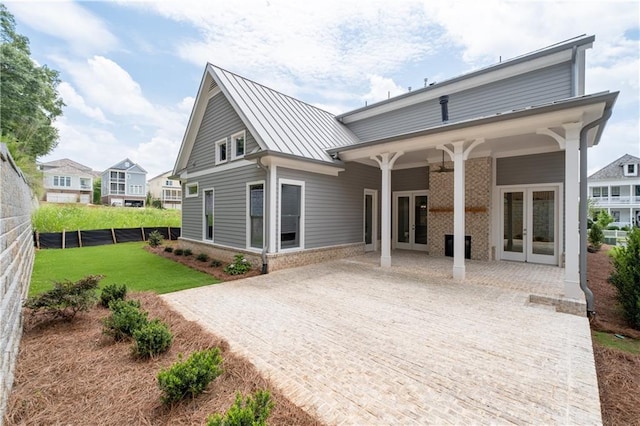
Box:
1;4;64;159
93;177;102;204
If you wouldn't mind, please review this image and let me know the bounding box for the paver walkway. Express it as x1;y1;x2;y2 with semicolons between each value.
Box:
162;256;601;425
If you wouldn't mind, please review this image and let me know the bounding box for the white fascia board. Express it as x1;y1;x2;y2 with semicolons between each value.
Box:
261;155;344;176
183;159;257;179
341;50;572;124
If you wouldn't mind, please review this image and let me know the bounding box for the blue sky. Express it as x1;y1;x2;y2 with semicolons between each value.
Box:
5;0;639;179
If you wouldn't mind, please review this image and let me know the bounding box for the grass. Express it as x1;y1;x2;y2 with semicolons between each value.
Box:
593;331;640;354
30;242;218;296
33;204;181;232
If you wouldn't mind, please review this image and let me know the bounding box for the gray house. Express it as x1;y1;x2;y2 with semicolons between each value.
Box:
173;35;617;303
39;158;96;204
101;158;147;207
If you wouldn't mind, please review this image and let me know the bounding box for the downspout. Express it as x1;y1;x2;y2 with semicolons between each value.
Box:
580;107;613;317
256;157;269;274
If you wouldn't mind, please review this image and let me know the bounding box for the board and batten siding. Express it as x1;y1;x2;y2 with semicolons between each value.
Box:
188;92;259;173
392;167;429;192
496;151;565;186
277;163;381;249
346;63;572;142
181;164;265;247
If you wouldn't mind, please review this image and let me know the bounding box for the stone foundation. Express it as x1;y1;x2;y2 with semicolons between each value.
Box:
428;157;492;261
176;239;365;273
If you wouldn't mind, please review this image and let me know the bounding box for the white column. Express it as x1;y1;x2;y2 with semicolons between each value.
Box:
439;139;484;281
268;165;277;253
372;152;403;268
563;122;582;299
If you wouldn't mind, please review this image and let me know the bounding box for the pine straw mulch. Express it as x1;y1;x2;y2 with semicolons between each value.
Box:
4;292;322;426
587;245;640;426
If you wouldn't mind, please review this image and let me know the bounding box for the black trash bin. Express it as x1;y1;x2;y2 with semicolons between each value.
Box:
445;234;471;259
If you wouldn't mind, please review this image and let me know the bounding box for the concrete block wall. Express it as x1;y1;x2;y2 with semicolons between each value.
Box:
0;144;35;423
428;157;492;260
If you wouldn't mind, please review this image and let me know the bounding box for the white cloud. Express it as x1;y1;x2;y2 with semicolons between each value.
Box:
588;118;640;175
57;82;109;123
7;0;117;54
362;75;406;105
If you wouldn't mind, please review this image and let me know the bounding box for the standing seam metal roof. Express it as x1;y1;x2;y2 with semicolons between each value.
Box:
210;64;358;163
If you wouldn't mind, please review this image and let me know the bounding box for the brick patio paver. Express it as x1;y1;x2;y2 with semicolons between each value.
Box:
162;255;601;425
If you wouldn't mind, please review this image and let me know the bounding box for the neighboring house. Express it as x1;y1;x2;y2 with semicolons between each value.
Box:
588;154;640;228
148;171;182;210
39;158;95;204
173;35;618;303
101;158;147;207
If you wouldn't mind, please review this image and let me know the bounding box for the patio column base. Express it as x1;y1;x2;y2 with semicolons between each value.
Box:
453;265;465;281
563;279;582;300
380;255;391;268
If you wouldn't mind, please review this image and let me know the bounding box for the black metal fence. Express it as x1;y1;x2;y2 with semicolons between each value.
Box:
34;227;181;249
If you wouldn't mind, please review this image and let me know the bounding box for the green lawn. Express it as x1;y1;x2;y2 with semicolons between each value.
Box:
30;242;218;296
593;331;640;354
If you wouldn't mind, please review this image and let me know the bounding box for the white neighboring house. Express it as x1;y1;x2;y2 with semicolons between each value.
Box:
39;158;96;204
148;171;182;210
588;153;640;228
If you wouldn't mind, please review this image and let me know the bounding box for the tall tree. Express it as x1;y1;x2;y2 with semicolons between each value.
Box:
1;4;64;159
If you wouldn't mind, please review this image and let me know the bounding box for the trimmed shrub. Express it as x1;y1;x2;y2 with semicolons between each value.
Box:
103;299;148;341
183;248;193;256
157;348;223;404
24;275;102;320
206;390;274;426
588;222;604;251
196;253;210;262
174;248;184;256
609;227;640;329
210;259;222;268
148;230;163;247
164;246;174;253
132;319;173;358
99;283;127;308
223;254;251;275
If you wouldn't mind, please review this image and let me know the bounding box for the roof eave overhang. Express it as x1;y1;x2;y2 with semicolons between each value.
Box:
329;92;618;162
245;150;345;176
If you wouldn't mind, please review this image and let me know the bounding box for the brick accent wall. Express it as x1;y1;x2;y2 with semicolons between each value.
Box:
0;144;36;420
428;157;492;260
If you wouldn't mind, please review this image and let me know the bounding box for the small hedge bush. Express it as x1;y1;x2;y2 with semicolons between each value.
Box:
588;223;604;251
148;230;163;247
223;254;251;275
206;390;274;426
164;246;174;253
157;348;223;404
183;248;193;256
99;283;127;308
24;275;102;320
210;259;222;268
174;248;184;256
196;253;210;262
103;299;148;341
132;319;173;358
609;227;640;329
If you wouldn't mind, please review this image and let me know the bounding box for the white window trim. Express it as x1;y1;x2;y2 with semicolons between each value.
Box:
231;130;246;160
278;178;305;252
185;182;199;198
246;180;266;251
215;138;228;165
624;163;638;177
202;188;215;243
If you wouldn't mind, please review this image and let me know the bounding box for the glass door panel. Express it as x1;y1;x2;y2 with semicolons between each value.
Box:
414;195;428;245
397;196;410;244
204;189;214;241
365;194;373;245
503;191;524;255
531;191;555;255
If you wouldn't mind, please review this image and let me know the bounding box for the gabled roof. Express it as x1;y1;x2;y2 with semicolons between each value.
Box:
174;64;358;172
148;170;174;182
40;158;93;171
106;158;147;173
41;164;94;178
588;154;640;180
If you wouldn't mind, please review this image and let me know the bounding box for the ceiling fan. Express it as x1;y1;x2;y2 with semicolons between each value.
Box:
434;150;454;173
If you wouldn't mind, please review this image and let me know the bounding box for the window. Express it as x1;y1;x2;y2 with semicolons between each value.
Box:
203;189;214;241
53;176;71;187
592;187;608;198
232;130;246;159
625;163;638;176
110;171;125;180
215;139;228;164
279;180;304;250
611;186;620;197
612;211;620;222
165;180;173;186
247;182;264;249
130;185;143;195
80;178;90;190
186;182;199;198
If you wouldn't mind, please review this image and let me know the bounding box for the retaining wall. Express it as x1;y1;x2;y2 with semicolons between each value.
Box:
0;144;35;423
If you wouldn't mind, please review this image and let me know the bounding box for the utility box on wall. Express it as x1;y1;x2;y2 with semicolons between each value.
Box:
444;234;471;259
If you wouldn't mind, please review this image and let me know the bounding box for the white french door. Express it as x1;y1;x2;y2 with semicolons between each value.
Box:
501;186;559;265
393;191;428;251
364;189;378;252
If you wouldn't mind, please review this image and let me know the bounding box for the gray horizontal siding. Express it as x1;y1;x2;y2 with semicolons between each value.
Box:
181;165;265;247
496;151;565;185
189;93;259;173
392;167;429;191
277;163;381;249
346;63;572;141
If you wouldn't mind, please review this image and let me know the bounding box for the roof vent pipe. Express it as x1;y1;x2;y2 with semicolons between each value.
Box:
440;95;449;122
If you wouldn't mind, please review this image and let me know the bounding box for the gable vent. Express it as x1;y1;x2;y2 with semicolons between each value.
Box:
209;80;218;91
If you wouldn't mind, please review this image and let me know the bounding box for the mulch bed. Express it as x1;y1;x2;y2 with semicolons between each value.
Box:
587;245;640;425
4;293;321;425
